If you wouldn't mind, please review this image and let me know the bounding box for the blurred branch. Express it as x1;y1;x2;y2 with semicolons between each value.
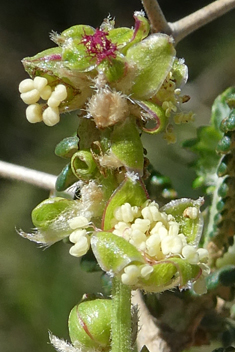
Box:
132;290;170;352
142;0;235;44
0;160;56;190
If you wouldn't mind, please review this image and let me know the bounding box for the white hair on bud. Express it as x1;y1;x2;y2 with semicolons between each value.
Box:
87;88;129;128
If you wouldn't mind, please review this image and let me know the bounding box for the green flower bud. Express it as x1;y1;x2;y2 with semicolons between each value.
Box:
55;136;79;158
68;298;112;350
216;135;232;154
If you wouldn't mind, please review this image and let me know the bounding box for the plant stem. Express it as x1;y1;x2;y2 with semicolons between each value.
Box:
170;0;235;44
111;277;132;352
142;0;235;44
141;0;171;34
0;160;56;190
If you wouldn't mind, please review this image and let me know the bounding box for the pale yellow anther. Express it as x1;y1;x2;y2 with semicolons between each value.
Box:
40;85;52;100
53;84;67;101
69;229;87;244
121;265;140;286
20;89;41;104
168;222;179;236
42;107;60;126
69;236;90;257
146;233;161;257
68;216;90;229
129;229;146;249
183;206;199;220
182;245;199;264
33;76;48;92
132;218;150;233
140;265;153;278
19;79;34;93
141;205;160;222
47;96;61;108
26;104;43;123
161;235;183;255
114;203;135;223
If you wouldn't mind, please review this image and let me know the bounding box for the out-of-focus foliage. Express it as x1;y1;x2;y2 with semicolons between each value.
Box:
1;1;235;351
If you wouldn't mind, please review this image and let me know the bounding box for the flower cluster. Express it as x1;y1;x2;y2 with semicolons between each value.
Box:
154;66;194;143
112;201;209;294
19;77;67;126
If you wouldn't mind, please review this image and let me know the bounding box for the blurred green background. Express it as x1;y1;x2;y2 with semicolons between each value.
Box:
0;1;234;351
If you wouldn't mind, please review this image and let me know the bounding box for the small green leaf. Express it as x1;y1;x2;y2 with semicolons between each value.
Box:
55;136;79;158
55;163;78;192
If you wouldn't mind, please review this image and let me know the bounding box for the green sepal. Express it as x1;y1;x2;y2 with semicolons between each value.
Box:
55;163;78;192
137;100;167;134
102;177;148;230
98;57;126;83
68;298;112;350
161;198;204;245
61;25;97;72
107;11;149;54
91;231;145;274
139;258;199;292
32;197;72;230
71;150;97;180
167;257;200;287
22;47;63;79
110;117;144;173
171;58;188;87
125;33;175;99
55;136;79;158
141;262;178;292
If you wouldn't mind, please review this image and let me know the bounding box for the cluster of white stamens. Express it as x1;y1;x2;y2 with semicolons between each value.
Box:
19;77;67;126
68;216;91;257
112;201;209;293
